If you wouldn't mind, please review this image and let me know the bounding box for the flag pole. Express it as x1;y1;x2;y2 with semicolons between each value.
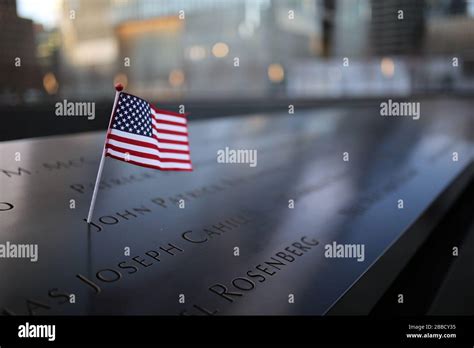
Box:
86;83;124;223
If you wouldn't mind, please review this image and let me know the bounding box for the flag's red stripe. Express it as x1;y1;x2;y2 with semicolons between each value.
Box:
106;153;193;171
107;133;190;154
151;117;187;127
153;128;188;136
106;144;191;163
150;105;188;118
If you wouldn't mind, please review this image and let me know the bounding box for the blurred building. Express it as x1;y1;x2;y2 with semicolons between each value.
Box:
34;24;61;79
370;0;425;56
0;0;41;102
59;0;321;100
289;0;474;98
113;0;286;99
60;0;118;98
5;0;473;103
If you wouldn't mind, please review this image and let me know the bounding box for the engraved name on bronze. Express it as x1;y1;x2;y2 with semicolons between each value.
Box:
208;236;319;304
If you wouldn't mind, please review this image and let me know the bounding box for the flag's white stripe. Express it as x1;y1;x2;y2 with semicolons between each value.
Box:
107;139;190;160
151;110;187;124
152;120;187;133
110;129;189;151
106;148;192;169
155;142;189;151
110;129;155;144
152;129;188;142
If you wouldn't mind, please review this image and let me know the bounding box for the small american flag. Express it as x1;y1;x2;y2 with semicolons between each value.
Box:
104;92;192;171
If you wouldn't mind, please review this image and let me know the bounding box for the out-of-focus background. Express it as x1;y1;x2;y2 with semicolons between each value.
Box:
1;0;473;140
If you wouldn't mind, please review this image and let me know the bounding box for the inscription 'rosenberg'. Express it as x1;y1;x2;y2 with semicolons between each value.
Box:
209;236;319;303
0;242;38;262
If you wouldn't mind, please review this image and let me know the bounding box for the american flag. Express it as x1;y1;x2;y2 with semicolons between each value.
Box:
104;92;192;171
